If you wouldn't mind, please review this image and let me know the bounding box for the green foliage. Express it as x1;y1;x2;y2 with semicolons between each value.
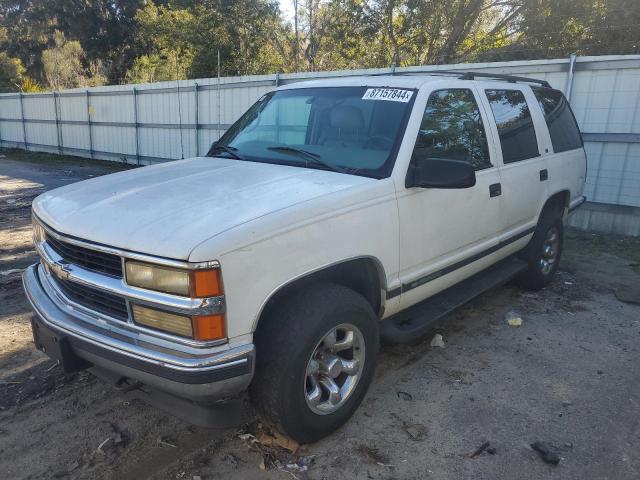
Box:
0;51;25;91
42;31;86;90
126;3;197;82
126;51;195;83
127;0;287;80
0;0;638;91
471;0;640;61
41;31;106;90
0;25;25;91
0;0;144;87
19;76;45;93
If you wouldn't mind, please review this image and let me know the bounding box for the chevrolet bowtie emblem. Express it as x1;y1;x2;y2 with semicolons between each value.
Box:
50;261;72;281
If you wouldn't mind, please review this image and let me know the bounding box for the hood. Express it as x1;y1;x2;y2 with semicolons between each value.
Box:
33;157;374;260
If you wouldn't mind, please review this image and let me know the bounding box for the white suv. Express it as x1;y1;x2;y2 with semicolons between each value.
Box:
23;72;586;443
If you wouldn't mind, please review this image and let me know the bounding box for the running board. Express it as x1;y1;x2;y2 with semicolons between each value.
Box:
380;256;528;344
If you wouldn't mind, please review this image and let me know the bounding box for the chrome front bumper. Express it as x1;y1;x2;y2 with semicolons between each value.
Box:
23;264;254;402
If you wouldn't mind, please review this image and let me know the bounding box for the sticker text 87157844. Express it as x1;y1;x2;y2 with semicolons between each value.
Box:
362;88;414;103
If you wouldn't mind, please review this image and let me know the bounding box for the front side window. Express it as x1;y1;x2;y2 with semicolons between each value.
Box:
412;88;491;170
532;87;583;153
209;87;415;178
486;89;539;164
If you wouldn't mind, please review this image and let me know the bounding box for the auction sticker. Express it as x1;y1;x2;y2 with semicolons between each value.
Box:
362;88;413;102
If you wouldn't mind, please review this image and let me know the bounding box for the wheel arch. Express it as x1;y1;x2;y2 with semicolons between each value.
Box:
252;256;387;335
540;189;571;221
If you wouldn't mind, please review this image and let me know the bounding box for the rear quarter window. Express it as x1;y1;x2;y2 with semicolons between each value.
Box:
485;89;540;164
532;88;583;153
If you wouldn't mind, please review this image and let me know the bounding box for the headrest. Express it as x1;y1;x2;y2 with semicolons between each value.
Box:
330;105;364;129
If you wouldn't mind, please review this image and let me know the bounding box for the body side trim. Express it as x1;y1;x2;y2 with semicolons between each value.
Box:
569;195;587;213
391;226;535;297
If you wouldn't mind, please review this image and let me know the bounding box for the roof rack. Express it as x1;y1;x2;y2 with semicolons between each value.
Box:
452;71;552;88
369;69;552;88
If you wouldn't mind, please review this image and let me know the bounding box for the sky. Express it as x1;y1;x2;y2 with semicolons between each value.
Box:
279;0;295;22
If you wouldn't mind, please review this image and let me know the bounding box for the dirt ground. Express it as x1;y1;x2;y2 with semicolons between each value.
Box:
1;149;639;480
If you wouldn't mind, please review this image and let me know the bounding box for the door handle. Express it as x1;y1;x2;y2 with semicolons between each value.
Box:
489;183;502;197
540;169;548;181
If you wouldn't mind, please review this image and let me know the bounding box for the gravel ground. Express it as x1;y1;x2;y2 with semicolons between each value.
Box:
1;149;639;479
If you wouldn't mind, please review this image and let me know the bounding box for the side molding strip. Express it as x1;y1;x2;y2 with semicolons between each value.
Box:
386;287;402;300
387;226;536;300
569;195;586;213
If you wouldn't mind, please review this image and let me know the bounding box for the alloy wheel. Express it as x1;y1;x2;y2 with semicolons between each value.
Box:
304;323;365;415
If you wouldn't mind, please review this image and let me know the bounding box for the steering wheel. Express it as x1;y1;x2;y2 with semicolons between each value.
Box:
364;135;394;150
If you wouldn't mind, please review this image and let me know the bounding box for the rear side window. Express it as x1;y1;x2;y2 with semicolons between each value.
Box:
532;88;583;153
485;89;539;164
413;89;491;170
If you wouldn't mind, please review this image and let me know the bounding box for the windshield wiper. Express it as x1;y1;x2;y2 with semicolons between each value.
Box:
266;146;347;174
208;144;246;160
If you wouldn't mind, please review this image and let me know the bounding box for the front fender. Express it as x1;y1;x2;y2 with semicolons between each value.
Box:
189;179;400;340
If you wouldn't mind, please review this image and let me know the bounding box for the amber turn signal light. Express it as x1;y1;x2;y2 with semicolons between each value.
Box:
190;269;223;298
192;314;226;341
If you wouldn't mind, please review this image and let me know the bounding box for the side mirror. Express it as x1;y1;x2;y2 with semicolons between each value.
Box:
405;157;476;189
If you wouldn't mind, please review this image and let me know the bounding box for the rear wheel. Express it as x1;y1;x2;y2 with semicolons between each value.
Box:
250;283;379;443
519;214;563;290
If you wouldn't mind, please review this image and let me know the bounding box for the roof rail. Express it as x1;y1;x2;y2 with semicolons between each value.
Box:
453;71;552;88
368;68;552;88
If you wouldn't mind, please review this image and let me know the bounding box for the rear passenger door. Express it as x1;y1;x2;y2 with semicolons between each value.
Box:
479;86;549;238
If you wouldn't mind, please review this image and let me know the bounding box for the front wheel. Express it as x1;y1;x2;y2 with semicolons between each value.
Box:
250;283;379;443
519;215;563;290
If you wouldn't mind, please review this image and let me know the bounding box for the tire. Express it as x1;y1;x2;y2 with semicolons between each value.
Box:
519;213;563;290
250;283;379;443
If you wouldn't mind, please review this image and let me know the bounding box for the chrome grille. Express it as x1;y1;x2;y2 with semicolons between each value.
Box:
46;233;123;278
52;274;129;322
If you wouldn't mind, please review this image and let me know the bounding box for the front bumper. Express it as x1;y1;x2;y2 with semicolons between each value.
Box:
22;264;254;402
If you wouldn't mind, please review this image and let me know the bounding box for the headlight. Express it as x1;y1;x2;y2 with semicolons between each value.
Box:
126;261;226;341
131;304;226;341
131;304;193;337
125;261;222;297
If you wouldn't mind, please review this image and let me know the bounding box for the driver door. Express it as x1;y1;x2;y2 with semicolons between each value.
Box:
396;87;506;309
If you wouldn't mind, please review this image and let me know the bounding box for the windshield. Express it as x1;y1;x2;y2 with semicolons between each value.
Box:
208;86;415;178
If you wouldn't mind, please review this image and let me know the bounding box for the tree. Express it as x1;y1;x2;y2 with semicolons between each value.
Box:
42;31;105;90
0;51;25;91
2;0;640;90
127;0;286;80
50;0;145;82
126;3;196;82
187;0;286;77
0;0;144;85
284;0;374;71
0;26;24;90
0;26;46;92
472;0;640;61
42;31;87;90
